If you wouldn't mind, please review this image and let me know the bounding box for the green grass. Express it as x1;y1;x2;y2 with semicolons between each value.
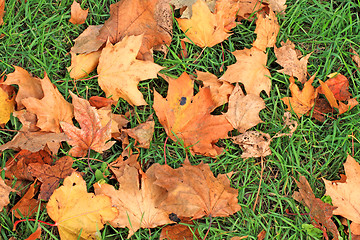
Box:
1;0;360;239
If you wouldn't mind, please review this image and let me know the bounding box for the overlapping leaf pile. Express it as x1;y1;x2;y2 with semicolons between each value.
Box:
0;0;359;239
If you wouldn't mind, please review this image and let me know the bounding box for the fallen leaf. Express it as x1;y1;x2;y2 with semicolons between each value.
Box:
0;177;15;210
215;0;240;31
13;110;39;132
257;230;266;240
272;112;298;138
281;75;318;117
153;72;233;157
0;85;15;126
293;175;339;240
323;155;360;224
67;50;101;80
195;70;234;107
235;0;263;20
312;98;333;122
109;153;140;181
96;106;128;137
253;9;280;51
11;181;43;218
265;0;286;15
225;84;265;133
338;98;358;115
22;73;74;133
318;73;351;101
220;47;271;96
71;25;104;54
160;219;200;240
0;0;4;25
318;80;339;108
232;131;271;158
98;0;172;60
123;115;154;148
274;40;312;83
47;172;118;240
69;0;88;25
350;47;360;67
152;158;241;219
4;66;43;110
60;92;115;157
177;0;232;47
97;35;163;106
25;226;42;240
94;164;173;238
89;96;115;109
28;156;75;201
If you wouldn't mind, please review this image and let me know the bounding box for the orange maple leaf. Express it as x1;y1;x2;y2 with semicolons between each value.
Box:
153;72;233;157
69;0;88;25
60;92;115;157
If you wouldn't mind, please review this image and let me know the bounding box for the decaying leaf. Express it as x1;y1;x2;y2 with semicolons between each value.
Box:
293;176;339;240
69;0;88;25
152;158;241;219
253;9;280;51
60;92;115;157
225;84;265;133
97;35;163;106
67;51;101;80
47;172;118;240
153;72;233;157
281;75;317;117
22;73;74;133
324;155;360;224
11;181;43;218
274;40;312;83
98;0;172;60
221;47;271;96
0;177;15;210
232;131;271;159
123;115;154;148
94;165;173;238
28;156;75;201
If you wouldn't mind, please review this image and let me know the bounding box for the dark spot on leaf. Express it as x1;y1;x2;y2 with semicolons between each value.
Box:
169;213;181;223
179;97;187;106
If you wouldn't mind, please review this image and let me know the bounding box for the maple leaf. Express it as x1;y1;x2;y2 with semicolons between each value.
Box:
274;40;312;83
0;82;15;126
4;66;44;110
123;114;155;148
47;172;118;240
60;92;115;157
252;9;280;52
293;175;339;240
318;73;351;101
225;84;265;133
96;106;128;138
67;50;101;80
21;73;74;133
94;164;173;238
71;25;104;54
97;0;172;60
109;153;140;181
195;70;234;107
0;177;15;210
153;72;233;157
171;0;216;19
177;0;232;48
11;181;43;218
232;131;271;159
89;96;115;109
323;155;360;224
69;0;88;25
152;158;241;219
220;47;271;96
281;75;318;118
28;156;75;201
97;35;163;106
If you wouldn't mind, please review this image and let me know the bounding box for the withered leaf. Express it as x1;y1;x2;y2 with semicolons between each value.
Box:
69;0;88;25
71;25;104;54
318;73;351;101
232;131;271;159
160;219;200;240
253;9;280;51
60;92;115;157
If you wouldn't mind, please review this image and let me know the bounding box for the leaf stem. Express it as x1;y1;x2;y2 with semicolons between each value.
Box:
164;136;168;165
13;219;56;231
203;215;213;240
87;147;95;175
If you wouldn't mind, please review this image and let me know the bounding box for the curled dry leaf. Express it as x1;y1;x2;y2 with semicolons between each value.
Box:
253;9;280;52
89;96;115;109
97;35;163;106
232;131;271;159
220;47;271;96
153;72;233;157
274;40;312;83
47;172;118;240
0;177;15;210
151;158;241;219
67;50;101;80
11;181;43;218
225;84;265;133
293;176;339;240
28;156;75;201
60;92;115;157
69;0;88;25
123;115;155;148
94;165;173;238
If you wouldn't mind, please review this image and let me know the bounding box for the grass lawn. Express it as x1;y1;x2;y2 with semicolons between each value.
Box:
1;0;360;239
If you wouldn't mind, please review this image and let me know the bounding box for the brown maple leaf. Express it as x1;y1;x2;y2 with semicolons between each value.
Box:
225;84;265;133
89;96;115;109
97;0;172;60
94;164;173;238
69;0;88;25
60;92;115;157
151;158;241;219
274;40;312;83
220;47;271;96
153;72;233;157
97;35;163;106
0;177;15;210
232;131;271;159
160;218;200;240
252;9;280;51
123;115;155;149
293;176;339;240
28;156;75;201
